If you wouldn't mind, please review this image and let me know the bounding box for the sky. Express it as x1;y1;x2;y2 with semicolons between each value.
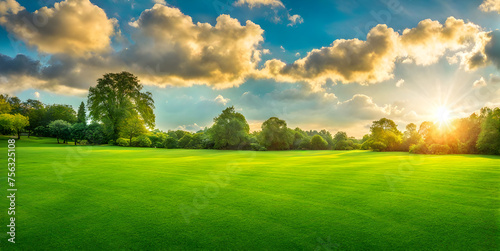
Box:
1;0;500;137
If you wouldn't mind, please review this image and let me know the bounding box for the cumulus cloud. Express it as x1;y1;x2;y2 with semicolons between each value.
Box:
257;17;495;88
176;123;204;132
400;17;483;66
0;0;117;56
214;94;230;105
395;79;404;87
479;0;500;13
473;77;487;88
234;0;284;8
258;24;400;86
124;4;264;88
0;0;23;15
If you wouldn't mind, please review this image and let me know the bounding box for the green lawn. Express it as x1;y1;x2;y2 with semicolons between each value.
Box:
0;136;499;250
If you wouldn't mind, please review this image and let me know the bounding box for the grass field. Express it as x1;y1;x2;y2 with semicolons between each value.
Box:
0;136;499;250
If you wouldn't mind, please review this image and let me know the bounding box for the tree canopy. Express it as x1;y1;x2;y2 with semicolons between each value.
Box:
87;72;155;140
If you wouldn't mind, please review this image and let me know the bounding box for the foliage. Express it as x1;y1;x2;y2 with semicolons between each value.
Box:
116;138;130;147
476;107;500;155
71;123;87;145
260;117;293;150
77;101;86;124
310;135;328;150
428;144;451;155
0;113;30;139
120;116;148;146
132;135;152;147
211;106;249;149
48;120;71;143
409;142;428;154
87;72;155;140
85;123;107;145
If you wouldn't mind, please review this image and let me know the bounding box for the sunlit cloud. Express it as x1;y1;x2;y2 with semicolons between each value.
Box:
479;0;500;13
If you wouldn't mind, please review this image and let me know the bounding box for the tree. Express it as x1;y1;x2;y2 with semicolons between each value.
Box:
77;102;87;124
333;131;349;150
45;104;77;124
22;99;46;137
71;123;87;145
120;116;148;146
311;134;328;150
0;95;11;114
178;134;193;148
210;106;250;149
477;107;500;155
48;120;71;143
87;72;155;140
85;123;107;145
368;118;402;151
260;117;293;150
402;123;422;151
0;114;29;139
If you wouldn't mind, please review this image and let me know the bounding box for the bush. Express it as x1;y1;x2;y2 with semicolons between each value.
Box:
116;138;130;147
311;135;328;150
79;140;88;145
371;141;387;152
250;143;266;151
132;135;152;147
108;139;115;145
163;136;178;149
429;144;451;155
409;142;427;154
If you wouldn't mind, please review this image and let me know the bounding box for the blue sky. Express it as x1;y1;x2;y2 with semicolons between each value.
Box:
1;0;500;137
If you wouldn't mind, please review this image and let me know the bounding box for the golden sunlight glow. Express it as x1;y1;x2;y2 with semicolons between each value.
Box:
435;106;451;127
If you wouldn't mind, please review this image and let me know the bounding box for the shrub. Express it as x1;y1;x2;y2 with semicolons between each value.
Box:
79;140;88;145
132;135;152;147
409;142;427;154
116;138;130;147
108;139;115;145
163;136;178;149
371;141;387;152
311;135;328;150
250;143;266;151
429;144;451;155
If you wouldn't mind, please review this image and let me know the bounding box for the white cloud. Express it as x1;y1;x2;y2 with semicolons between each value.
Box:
287;14;303;26
176;123;204;132
473;77;487;88
214;94;230;105
262;49;271;54
295;52;300;57
234;0;284;8
153;0;166;5
479;0;500;13
280;45;285;52
34;91;40;98
396;79;405;87
0;0;117;56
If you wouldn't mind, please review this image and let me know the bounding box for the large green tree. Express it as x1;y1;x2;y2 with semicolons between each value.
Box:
210;106;249;149
260;117;293;150
368;118;403;151
0;113;29;139
48;120;72;144
87;72;155;140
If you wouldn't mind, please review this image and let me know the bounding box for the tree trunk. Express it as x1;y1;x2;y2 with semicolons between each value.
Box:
57;138;60;144
28;129;30;138
17;130;20;140
75;139;77;145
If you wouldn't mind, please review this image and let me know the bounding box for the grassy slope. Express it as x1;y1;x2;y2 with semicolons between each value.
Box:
0;136;498;250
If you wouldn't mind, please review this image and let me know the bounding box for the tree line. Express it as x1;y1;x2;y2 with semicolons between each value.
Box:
0;72;499;155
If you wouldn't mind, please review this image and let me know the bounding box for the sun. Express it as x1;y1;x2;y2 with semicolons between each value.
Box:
435;106;451;127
